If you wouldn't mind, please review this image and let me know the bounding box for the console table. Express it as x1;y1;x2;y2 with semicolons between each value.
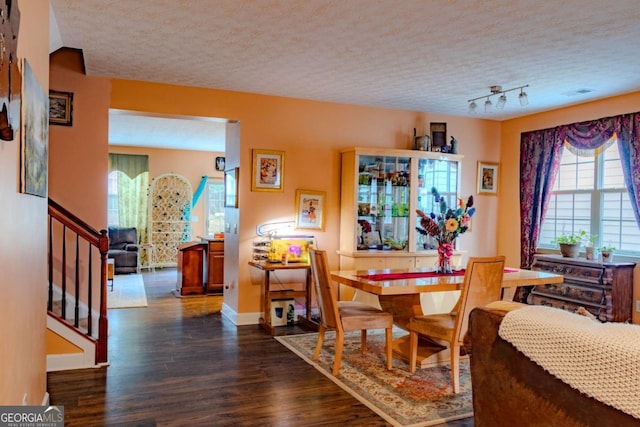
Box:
530;254;635;322
248;261;318;335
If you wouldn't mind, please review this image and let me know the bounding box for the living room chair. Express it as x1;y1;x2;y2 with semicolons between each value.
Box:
309;249;394;376
408;255;505;393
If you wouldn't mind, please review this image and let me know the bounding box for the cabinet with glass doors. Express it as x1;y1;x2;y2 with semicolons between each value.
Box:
339;147;463;275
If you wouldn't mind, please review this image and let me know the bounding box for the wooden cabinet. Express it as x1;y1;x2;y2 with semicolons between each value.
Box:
177;242;207;296
203;239;224;294
339;147;463;291
530;254;635;322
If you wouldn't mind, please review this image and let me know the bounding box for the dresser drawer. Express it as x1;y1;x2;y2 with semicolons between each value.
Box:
531;282;605;304
532;259;605;287
527;294;604;320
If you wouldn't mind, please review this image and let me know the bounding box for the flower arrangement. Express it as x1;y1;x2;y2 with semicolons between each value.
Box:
416;187;475;273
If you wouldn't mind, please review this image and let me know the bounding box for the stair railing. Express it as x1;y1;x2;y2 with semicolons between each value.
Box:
47;198;109;365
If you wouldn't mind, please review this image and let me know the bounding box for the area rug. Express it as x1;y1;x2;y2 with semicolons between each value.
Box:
276;330;472;427
107;274;148;309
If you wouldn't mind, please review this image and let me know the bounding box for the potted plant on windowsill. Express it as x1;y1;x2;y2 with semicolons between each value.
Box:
555;230;587;258
599;245;616;262
584;233;597;260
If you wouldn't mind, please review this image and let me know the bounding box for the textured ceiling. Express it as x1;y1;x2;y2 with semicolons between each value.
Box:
49;0;640;150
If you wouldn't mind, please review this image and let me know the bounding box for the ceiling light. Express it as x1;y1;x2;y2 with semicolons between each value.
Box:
519;88;528;106
496;94;507;109
484;97;492;113
467;84;529;114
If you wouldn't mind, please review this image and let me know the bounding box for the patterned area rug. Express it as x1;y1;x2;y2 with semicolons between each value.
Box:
276;330;472;427
107;274;148;309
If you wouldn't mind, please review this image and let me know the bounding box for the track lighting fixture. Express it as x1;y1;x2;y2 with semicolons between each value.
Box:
468;84;529;114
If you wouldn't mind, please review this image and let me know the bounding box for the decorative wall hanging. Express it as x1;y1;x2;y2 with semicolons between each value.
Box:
252;149;284;192
148;173;193;267
477;161;499;195
295;189;326;230
49;90;73;126
20;59;48;197
215;156;225;171
0;0;21;141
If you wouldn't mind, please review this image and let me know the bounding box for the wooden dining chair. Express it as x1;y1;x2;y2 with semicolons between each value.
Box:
309;249;394;375
408;255;506;393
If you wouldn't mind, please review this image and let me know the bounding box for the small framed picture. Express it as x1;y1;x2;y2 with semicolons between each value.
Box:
49;90;73;126
430;122;447;151
252;149;284;192
215;156;226;171
295;189;326;230
224;167;239;207
477;161;499;195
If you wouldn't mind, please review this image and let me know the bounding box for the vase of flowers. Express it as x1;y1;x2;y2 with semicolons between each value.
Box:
416;187;475;274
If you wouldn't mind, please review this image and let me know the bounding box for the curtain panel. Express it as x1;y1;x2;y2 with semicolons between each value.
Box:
519;112;640;269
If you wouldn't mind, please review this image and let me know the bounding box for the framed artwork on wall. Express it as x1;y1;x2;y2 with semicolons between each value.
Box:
224;167;239;207
477;161;499;195
251;149;284;192
49;90;73;126
294;189;326;230
20;59;48;198
215;156;225;171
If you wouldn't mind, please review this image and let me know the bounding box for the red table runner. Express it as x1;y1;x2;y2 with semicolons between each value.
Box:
358;268;518;281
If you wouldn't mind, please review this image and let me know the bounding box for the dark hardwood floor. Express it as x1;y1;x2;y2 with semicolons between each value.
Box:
47;269;473;426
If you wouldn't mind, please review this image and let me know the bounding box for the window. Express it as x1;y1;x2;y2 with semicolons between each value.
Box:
205;178;225;235
107;171;120;226
539;140;640;254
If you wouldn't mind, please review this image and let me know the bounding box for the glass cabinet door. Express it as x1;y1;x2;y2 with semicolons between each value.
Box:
416;158;459;250
357;154;410;251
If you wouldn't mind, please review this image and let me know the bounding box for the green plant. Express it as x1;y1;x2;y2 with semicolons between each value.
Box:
599;245;616;252
555;230;588;245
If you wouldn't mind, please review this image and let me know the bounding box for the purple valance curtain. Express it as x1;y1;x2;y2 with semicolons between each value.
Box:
520;112;640;269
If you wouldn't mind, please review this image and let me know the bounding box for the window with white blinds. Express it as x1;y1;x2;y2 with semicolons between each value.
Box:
538;140;640;254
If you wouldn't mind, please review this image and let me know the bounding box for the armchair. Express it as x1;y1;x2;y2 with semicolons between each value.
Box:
107;226;139;274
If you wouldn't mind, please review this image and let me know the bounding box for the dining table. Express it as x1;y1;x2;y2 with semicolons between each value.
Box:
330;266;564;368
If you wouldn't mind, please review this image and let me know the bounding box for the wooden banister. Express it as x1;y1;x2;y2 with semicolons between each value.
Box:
47;198;109;365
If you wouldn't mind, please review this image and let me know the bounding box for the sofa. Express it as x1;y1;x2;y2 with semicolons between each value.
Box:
107;226;139;274
466;302;638;427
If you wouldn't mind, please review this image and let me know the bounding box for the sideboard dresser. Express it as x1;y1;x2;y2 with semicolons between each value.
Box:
529;254;635;322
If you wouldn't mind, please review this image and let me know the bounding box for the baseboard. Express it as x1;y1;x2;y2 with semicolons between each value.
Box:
46;316;98;372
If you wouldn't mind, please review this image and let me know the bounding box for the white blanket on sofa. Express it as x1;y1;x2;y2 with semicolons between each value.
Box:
498;305;640;419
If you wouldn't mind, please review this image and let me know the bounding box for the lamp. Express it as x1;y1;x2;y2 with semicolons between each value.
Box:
468;84;529;114
519;87;529;106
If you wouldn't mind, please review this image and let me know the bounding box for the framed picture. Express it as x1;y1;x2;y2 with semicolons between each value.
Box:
49;90;73;126
252;149;284;192
477;161;499;195
215;156;225;171
430;122;447;151
295;189;326;230
224;167;239;207
21;59;48;198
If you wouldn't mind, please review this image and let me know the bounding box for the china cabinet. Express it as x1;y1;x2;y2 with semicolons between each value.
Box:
338;147;464;299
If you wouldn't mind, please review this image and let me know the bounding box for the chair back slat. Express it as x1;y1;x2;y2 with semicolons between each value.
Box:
454;256;505;343
309;249;341;331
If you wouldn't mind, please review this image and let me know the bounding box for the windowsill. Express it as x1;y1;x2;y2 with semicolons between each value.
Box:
536;248;640;264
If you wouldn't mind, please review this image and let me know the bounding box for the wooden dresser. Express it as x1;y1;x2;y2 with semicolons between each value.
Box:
530;254;635;322
203;238;224;294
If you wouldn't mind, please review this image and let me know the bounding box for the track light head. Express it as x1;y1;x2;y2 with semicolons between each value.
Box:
519;89;528;106
484;97;492;113
468;101;477;115
496;94;507;109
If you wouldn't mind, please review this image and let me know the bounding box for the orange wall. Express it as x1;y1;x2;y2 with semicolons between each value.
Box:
110;79;501;318
0;0;49;405
108;145;224;238
499;91;640;322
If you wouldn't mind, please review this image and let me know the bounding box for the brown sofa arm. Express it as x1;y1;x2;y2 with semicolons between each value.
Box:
468;306;638;427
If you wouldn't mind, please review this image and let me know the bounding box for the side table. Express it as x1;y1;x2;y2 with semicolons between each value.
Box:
248;261;318;335
139;243;156;272
107;258;115;291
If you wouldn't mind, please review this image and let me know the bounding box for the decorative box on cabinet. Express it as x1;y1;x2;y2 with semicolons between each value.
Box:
530;254;635;322
338;147;464;301
176;242;207;296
